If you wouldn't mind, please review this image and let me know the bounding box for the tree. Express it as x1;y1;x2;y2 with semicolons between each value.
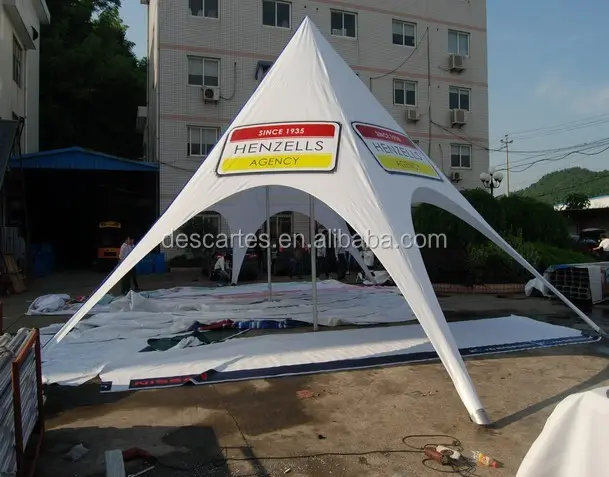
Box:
564;193;591;210
39;0;147;159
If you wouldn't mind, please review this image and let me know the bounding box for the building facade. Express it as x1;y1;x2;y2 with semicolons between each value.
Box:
143;0;489;256
0;0;50;154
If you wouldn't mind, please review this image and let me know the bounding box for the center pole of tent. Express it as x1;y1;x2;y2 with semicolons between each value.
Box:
265;186;272;302
309;195;318;331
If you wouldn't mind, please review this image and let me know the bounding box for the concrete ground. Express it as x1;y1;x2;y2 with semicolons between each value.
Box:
3;271;609;477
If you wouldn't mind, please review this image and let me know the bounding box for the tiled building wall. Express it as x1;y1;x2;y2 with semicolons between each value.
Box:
149;0;489;258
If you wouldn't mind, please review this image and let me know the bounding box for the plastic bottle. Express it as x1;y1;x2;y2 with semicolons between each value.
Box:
471;450;503;468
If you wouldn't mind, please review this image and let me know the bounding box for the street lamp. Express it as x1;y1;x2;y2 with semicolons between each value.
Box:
479;167;504;196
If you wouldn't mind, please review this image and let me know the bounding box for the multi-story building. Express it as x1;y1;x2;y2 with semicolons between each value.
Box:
0;0;50;154
142;0;489;255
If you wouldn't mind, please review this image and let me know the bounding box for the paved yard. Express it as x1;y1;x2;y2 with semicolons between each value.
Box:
3;271;609;476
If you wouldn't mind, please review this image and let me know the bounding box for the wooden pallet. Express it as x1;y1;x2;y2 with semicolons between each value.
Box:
2;254;26;294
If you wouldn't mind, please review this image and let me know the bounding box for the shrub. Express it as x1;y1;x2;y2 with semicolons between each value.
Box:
499;195;570;247
465;236;535;284
531;243;596;271
413;188;505;247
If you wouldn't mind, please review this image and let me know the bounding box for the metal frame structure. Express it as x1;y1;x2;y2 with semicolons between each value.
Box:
1;328;45;477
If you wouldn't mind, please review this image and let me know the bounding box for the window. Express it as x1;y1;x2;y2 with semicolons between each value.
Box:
450;144;471;168
187;126;220;156
262;212;293;241
13;37;22;87
189;0;218;18
449;86;470;110
392;20;416;47
255;61;273;80
262;0;291;28
201;212;221;236
331;10;357;38
188;57;219;86
393;79;417;106
448;30;469;56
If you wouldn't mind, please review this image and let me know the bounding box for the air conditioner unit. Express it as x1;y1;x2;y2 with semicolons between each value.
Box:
405;107;420;122
202;86;220;102
450;109;467;127
450;171;462;182
449;54;465;72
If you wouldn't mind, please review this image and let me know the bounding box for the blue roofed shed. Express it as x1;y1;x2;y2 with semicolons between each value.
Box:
9;147;158;172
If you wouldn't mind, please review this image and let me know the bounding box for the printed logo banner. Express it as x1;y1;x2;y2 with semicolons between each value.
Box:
352;122;441;180
217;121;341;175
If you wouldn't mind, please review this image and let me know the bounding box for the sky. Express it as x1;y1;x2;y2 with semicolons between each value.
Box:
118;0;609;194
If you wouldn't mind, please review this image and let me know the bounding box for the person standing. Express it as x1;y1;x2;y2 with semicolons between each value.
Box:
213;252;231;284
289;238;304;279
119;236;140;294
593;234;609;260
336;242;347;280
315;231;329;279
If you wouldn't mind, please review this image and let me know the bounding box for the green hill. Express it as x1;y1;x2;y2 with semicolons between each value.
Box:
517;167;609;204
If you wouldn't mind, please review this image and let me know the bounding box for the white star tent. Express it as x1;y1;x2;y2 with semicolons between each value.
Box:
201;186;373;284
46;17;604;425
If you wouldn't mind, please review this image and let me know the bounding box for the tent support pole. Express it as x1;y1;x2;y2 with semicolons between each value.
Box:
266;186;272;302
309;195;318;331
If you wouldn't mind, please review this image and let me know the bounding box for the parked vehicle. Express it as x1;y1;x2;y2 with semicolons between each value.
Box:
94;221;122;271
572;228;606;254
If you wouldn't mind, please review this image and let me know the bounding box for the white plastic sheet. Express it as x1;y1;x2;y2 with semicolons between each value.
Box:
516;386;609;477
40;316;595;392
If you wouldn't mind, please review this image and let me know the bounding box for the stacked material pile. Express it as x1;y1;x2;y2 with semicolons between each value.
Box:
0;329;40;475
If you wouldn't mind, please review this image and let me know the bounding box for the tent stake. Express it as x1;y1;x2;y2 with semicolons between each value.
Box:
309;195;318;331
266;186;272;302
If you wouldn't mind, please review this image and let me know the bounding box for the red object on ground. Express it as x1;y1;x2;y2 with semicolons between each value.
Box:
122;447;153;462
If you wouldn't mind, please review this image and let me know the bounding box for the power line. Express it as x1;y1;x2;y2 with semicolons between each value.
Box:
496;112;609;141
505;141;609;172
431;120;609;159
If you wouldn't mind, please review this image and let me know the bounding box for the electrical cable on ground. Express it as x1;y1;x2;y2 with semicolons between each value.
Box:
162;385;481;476
146;435;481;476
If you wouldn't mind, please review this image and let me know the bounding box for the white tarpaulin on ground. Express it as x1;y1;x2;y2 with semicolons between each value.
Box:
39;315;596;392
46;17;604;425
516;386;609;477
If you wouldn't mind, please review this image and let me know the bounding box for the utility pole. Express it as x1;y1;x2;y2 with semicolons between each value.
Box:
500;134;513;196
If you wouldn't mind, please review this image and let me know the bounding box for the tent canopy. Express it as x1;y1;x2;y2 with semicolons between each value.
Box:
46;17;604;426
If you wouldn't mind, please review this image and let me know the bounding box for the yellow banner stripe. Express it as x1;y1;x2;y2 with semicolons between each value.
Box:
377;155;439;177
220;153;335;173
